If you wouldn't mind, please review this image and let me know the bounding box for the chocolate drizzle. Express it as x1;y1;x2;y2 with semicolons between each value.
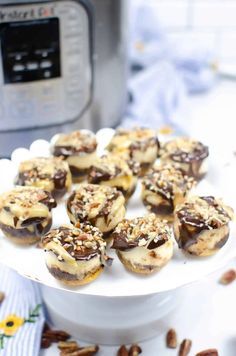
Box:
111;233;141;250
52;130;97;157
38;192;57;210
43;225;107;262
143;199;174;215
53;143;97;157
67;185;122;224
16;167;68;197
0;218;52;239
170;144;208;163
88;166;122;184
162;138;209;164
111;215;170;251
130;136;160;156
175;196;233;249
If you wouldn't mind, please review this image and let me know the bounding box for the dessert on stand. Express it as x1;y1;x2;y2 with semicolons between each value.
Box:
0;128;234;347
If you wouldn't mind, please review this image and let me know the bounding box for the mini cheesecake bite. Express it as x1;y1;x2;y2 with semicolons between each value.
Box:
111;214;173;274
160;137;209;180
174;196;234;256
52;130;98;182
107;127;160;174
88;154;139;200
42;224;112;286
141;164;195;221
67;183;126;235
0;187;56;245
15;157;72;199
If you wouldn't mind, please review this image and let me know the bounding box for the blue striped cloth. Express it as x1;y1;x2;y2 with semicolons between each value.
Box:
0;265;44;356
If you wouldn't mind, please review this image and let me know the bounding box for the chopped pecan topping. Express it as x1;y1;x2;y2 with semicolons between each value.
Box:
88;154;133;183
142;164;195;200
112;214;171;250
176;196;234;229
53;130;97;156
107;127;159;155
0;186;56;211
67;183;123;222
16;156;70;186
161;137;208;163
42;224;108;262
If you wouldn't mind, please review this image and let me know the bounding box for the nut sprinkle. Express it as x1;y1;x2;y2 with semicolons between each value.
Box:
112;214;171;250
176;196;234;230
42;224;107;261
142;164;195;200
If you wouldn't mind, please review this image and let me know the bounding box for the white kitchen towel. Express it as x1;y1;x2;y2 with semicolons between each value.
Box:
0;264;44;356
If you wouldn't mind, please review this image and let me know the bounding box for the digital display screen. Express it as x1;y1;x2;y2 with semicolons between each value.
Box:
0;18;61;83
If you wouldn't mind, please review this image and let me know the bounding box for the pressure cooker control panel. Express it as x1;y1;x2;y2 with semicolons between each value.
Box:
0;1;92;131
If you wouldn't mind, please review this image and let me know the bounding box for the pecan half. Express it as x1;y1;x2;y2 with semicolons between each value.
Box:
58;340;80;352
166;328;177;349
41;338;51;349
117;345;129;356
42;330;70;342
179;339;192;356
219;269;236;285
0;292;5;304
195;349;218;356
129;344;142;355
60;345;99;355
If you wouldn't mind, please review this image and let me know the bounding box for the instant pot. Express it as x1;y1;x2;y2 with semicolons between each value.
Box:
0;0;128;156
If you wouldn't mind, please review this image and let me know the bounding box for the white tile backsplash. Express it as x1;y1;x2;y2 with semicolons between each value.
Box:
192;1;236;28
152;0;236;62
146;1;188;29
219;32;236;60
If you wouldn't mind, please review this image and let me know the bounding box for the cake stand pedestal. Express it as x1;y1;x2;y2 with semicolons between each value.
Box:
42;285;187;345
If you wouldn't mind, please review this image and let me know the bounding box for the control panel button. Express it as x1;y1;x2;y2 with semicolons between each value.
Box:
15;54;23;61
43;71;51;78
12;75;23;83
26;62;38;70
40;60;52;69
13;64;25;72
11;101;34;118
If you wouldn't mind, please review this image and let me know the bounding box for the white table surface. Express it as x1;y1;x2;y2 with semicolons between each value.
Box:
41;79;236;356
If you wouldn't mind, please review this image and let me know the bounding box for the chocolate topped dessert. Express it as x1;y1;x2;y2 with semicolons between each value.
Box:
107;127;160;175
0;186;56;245
88;154;139;200
42;224;112;286
67;183;126;235
52;130;98;182
174;196;234;256
141;164;195;221
111;214;173;274
160;137;209;180
15;156;72;199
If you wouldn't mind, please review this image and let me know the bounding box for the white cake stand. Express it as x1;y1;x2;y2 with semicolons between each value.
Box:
0;129;235;345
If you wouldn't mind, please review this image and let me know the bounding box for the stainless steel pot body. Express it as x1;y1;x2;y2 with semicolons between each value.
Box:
0;0;128;156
